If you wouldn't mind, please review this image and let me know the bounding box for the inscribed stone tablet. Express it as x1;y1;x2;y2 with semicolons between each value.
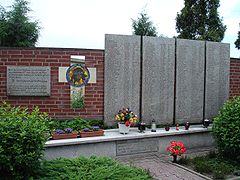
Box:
142;37;175;125
104;34;141;126
7;66;51;96
205;42;230;120
176;39;205;124
116;138;158;156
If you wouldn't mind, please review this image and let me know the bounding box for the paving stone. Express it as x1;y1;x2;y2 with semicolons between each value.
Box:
116;153;207;180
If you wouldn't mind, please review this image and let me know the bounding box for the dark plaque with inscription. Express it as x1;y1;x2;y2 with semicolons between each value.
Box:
7;66;51;96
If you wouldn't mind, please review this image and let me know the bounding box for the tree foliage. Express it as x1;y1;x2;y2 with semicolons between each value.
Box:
132;12;158;37
0;0;40;47
235;30;240;50
176;0;226;42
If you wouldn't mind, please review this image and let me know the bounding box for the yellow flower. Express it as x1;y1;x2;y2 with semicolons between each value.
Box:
129;118;133;123
133;117;137;123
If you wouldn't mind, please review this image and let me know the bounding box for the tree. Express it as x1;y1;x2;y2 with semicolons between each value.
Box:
0;0;40;47
132;12;158;37
176;0;226;42
235;30;240;50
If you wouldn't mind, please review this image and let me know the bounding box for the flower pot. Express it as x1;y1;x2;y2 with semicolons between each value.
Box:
172;155;177;163
52;132;78;140
203;119;210;128
118;123;130;134
138;122;146;133
165;126;170;131
79;129;104;138
185;122;190;130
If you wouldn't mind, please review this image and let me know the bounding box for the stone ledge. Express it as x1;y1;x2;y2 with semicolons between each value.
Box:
45;125;211;147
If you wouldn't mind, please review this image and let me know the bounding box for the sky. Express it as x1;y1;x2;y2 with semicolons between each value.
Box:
1;0;239;58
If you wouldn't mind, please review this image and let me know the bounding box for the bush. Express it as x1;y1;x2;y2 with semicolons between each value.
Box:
37;156;151;180
0;102;49;179
212;96;240;161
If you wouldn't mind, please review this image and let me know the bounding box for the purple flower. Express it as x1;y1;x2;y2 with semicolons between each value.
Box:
55;129;65;134
92;126;99;131
64;128;73;133
83;128;90;132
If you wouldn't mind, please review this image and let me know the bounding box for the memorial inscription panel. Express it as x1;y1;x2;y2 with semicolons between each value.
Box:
7;66;51;96
116;138;158;156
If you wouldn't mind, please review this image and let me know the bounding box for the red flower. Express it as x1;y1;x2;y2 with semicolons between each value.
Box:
166;141;186;156
125;121;130;127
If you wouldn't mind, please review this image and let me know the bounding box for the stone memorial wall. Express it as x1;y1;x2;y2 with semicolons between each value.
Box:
104;34;230;126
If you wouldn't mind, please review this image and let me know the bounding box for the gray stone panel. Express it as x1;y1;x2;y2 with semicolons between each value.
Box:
116;138;158;156
142;37;175;125
45;141;116;160
176;39;205;124
104;34;141;126
205;42;230;120
7;66;51;96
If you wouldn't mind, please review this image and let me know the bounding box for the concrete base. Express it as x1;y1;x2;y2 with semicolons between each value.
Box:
44;125;214;160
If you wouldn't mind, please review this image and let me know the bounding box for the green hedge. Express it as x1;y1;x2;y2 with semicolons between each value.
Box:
213;96;240;161
0;102;49;179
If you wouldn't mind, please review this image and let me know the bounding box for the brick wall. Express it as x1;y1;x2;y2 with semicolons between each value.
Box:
230;58;240;97
0;47;104;119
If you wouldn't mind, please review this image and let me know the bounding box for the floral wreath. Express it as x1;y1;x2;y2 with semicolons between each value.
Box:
66;64;90;87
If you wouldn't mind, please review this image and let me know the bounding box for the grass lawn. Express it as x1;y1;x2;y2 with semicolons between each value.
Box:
178;152;240;179
35;156;152;180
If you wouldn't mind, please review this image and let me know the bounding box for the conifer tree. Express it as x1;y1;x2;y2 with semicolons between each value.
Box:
235;30;240;50
176;0;226;42
132;12;158;37
0;0;40;47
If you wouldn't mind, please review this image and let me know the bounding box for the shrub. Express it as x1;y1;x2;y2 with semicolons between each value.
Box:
0;102;49;179
212;96;240;161
37;156;151;179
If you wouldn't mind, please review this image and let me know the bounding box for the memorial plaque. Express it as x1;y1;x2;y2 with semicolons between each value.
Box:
116;138;158;156
7;66;51;96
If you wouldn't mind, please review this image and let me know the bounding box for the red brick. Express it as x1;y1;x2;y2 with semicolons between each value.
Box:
8;50;21;54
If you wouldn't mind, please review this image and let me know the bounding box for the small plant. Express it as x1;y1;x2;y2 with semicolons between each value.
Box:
64;128;73;133
178;156;190;165
54;128;73;134
115;107;138;126
55;129;65;134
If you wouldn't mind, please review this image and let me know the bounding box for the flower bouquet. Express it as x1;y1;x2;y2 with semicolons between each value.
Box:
166;141;186;163
115;107;138;134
